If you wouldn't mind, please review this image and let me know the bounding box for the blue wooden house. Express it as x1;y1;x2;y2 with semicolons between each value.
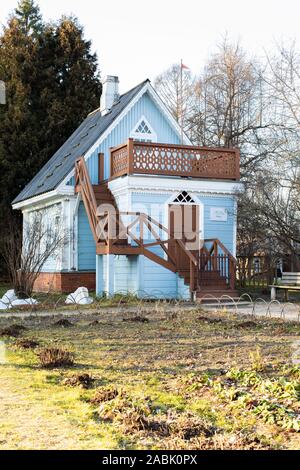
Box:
13;76;242;300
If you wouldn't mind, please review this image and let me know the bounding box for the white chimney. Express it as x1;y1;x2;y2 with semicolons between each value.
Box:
100;75;119;114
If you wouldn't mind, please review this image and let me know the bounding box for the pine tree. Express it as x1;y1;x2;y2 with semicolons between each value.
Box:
14;0;43;35
0;15;40;212
34;16;101;165
0;2;101;228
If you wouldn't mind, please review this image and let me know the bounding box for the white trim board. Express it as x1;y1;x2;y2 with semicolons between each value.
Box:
108;175;244;197
12;187;74;211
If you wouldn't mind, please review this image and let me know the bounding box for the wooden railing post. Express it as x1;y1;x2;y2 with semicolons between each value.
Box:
230;258;236;290
127;138;134;175
139;214;144;252
107;211;113;253
190;259;194;299
110;148;114;179
98;152;104;183
236;149;241;180
213;240;218;270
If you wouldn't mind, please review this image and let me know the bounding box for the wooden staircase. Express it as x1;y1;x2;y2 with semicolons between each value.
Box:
93;183;115;205
75;157;237;300
196;240;238;300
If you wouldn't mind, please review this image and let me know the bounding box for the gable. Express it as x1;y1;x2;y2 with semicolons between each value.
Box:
81;90;182;183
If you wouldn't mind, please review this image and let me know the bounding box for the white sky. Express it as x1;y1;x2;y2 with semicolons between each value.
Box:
1;0;300;92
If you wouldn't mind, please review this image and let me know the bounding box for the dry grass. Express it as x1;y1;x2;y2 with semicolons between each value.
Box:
38;347;74;368
0;308;300;449
90;387;119;405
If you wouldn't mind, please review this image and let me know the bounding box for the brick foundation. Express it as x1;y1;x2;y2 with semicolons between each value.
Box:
33;272;96;293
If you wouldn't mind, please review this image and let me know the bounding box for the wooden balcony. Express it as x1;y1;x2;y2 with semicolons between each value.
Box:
110;139;240;180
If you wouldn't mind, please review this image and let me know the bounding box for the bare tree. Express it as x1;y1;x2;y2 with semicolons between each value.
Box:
3;211;68;297
153;39;300;272
154;63;196;133
188;38;276;177
255;41;300;269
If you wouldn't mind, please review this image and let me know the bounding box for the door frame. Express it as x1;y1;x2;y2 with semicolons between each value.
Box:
164;192;204;250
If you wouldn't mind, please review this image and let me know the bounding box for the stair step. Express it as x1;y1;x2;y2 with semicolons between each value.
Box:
95;197;114;203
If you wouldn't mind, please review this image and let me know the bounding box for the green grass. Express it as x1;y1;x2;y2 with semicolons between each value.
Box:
0;309;300;449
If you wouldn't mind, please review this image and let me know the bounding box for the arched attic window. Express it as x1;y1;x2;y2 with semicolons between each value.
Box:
130;116;157;142
173;191;196;204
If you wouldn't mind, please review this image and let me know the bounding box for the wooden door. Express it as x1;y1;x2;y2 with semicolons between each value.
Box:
168;204;199;274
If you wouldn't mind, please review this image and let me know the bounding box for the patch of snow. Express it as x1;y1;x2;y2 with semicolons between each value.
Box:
65;287;94;305
0;290;38;309
0;300;11;310
11;298;39;307
1;290;18;305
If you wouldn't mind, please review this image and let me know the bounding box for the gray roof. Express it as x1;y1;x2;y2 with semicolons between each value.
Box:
13;79;149;205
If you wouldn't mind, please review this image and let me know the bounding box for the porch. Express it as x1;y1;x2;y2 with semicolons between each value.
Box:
110;139;240;181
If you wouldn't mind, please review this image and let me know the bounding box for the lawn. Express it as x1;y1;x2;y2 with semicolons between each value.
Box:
0;307;300;450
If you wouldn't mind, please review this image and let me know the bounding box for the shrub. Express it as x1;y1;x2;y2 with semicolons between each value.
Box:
0;324;27;338
63;373;94;389
14;338;39;349
38;347;74;368
122;316;149;323
53;319;74;328
90;387;119;404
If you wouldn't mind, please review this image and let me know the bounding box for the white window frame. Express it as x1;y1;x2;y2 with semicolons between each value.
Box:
130;115;157;142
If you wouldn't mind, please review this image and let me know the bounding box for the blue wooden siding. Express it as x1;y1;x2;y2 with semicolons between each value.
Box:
141;257;178;299
114;255;138;293
131;192;235;252
178;276;190;300
131;192;170;257
96;254;188;299
78;202;96;271
201;196;235;253
67;91;181;185
78;189;235;293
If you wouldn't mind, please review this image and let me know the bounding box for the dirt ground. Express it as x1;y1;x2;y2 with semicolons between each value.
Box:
0;307;300;450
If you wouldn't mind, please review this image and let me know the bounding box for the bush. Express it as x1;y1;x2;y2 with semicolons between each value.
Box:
38;347;74;368
0;324;27;338
90;387;119;404
63;373;94;389
14;338;39;349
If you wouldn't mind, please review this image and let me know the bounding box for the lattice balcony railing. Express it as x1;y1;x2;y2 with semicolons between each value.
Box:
110;139;240;180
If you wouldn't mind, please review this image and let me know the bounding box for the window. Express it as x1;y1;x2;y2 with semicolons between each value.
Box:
173;191;196;204
130;116;157;142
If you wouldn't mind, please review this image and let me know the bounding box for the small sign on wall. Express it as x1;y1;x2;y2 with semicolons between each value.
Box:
210;207;228;222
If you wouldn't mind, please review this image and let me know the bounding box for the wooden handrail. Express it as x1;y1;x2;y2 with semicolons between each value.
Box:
75;157;98;239
110;139;240;180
